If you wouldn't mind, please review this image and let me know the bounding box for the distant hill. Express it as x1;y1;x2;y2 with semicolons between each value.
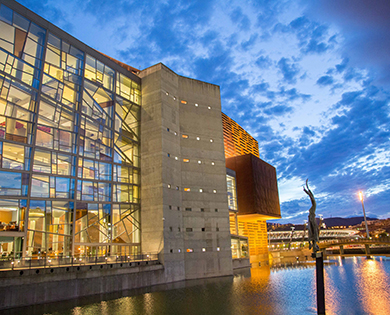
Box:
323;216;377;227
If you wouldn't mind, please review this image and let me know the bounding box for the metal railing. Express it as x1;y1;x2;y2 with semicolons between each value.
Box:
0;253;159;271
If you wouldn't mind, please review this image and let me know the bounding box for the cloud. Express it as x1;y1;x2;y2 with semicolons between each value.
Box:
317;75;334;86
277;57;300;84
305;0;390;87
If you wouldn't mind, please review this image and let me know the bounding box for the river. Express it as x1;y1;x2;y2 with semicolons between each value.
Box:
5;256;390;315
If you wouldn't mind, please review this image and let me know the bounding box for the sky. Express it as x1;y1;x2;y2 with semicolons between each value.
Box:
18;0;390;223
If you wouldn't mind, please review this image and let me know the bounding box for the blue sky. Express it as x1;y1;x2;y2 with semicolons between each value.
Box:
19;0;390;223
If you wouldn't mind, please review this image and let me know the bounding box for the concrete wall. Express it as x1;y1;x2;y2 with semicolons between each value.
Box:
139;64;232;281
0;262;164;310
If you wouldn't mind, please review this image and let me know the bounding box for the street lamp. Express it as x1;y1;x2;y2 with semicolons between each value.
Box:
358;191;370;239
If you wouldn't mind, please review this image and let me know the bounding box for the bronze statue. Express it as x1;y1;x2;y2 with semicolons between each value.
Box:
303;179;319;252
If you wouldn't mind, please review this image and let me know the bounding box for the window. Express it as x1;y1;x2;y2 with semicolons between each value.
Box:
216;227;219;231
215;208;218;212
184;188;190;192
169;205;172;209
174;132;177;135
187;248;193;253
211;162;215;165
167;153;170;157
185;208;192;211
181;100;187;104
202;248;206;252
170;249;173;253
166;92;169;95
202;228;205;231
196;137;200;140
177;206;180;210
168;184;171;188
167;128;169;132
198;160;202;164
195;103;198;107
183;159;190;163
210;139;213;143
173;97;176;100
169;227;172;231
201;208;205;212
178;249;181;253
186;228;193;232
213;190;217;193
199;188;203;192
217;247;220;251
178;227;181;231
176;186;179;190
208;106;211;110
182;134;189;139
175;156;178;160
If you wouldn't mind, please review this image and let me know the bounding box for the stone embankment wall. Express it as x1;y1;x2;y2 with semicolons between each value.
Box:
0;261;164;310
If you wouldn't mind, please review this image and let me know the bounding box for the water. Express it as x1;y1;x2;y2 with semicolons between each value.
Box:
6;257;390;315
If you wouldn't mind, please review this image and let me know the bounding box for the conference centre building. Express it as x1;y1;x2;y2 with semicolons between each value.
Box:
0;0;280;295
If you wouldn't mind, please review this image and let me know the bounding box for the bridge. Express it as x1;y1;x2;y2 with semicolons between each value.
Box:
319;237;390;257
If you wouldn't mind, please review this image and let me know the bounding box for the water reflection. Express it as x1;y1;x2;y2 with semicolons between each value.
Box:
4;257;390;315
356;258;390;315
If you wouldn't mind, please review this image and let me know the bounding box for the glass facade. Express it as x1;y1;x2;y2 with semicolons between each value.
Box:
226;174;237;211
0;4;141;259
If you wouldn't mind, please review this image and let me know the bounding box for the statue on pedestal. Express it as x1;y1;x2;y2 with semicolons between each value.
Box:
303;179;319;252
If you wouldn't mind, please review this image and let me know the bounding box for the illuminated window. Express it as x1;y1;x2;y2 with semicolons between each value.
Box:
202;248;206;252
208;106;211;110
181;100;187;104
176;186;179;190
167;153;170;157
167;184;171;188
182;134;189;139
183;159;190;163
187;248;193;252
173;97;176;100
213;190;217;193
196;137;200;140
195;103;198;107
186;228;193;232
167;128;169;132
198;160;201;164
210;139;213;142
211;162;215;165
199;188;203;192
175;156;178;160
217;247;220;251
166;92;169;95
184;188;190;192
174;131;177;135
178;249;181;253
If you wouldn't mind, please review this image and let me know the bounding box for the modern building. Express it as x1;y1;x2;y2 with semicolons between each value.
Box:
0;0;280;283
222;115;281;266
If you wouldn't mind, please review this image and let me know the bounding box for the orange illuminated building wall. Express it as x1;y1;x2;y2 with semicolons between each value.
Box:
222;113;281;266
222;113;259;159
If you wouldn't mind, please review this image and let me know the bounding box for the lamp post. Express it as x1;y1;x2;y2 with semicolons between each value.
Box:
358;191;370;239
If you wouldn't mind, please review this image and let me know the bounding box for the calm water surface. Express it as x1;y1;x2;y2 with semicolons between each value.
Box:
8;256;390;315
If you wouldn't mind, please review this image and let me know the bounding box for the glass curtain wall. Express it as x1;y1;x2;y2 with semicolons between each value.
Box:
0;4;141;259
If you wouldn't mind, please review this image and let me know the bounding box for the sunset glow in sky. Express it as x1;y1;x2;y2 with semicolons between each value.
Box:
19;0;390;223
